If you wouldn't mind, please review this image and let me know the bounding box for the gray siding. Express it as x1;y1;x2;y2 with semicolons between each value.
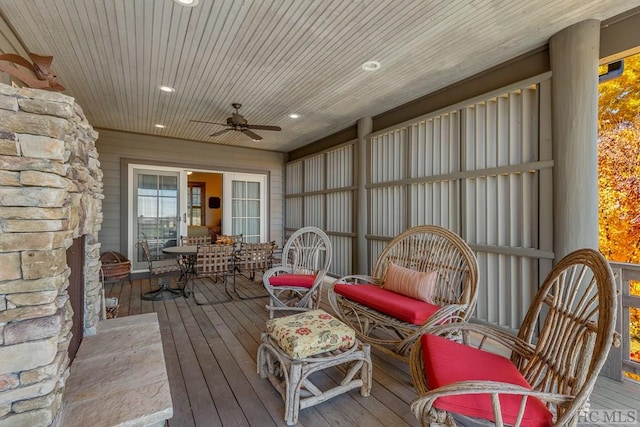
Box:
96;129;284;255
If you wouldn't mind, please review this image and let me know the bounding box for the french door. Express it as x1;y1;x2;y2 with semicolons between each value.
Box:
130;166;186;271
223;173;267;243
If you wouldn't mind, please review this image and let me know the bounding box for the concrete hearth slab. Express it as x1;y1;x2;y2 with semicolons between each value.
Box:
61;313;173;427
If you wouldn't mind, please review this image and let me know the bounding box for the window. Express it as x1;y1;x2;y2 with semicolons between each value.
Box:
187;182;205;226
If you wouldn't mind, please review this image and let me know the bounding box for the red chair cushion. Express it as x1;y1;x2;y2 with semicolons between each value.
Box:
333;283;440;325
421;334;553;427
269;274;316;289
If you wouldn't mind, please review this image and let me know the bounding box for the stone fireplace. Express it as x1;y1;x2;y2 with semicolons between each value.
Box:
0;82;103;425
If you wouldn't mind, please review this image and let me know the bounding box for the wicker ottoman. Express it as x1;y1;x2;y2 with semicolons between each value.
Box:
257;309;372;425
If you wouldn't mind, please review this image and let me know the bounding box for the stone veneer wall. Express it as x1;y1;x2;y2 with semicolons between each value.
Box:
0;82;103;426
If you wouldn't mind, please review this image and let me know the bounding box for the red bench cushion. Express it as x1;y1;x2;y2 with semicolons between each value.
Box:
421;334;553;427
333;283;440;325
269;274;316;289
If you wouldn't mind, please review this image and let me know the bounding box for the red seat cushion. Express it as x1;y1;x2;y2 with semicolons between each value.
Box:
421;334;553;427
333;283;440;325
269;274;316;289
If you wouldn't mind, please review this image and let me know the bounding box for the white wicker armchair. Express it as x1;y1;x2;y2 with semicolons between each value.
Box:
262;227;332;319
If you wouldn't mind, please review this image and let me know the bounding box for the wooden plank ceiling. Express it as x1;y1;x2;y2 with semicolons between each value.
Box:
0;0;639;152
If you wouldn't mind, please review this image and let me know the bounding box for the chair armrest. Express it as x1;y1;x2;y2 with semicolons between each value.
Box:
422;322;536;358
411;381;573;426
263;266;294;282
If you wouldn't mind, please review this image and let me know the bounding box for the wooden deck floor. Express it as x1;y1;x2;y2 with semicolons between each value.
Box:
105;274;640;426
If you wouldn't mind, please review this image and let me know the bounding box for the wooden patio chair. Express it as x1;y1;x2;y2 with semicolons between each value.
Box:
327;225;479;362
409;248;618;427
262;226;332;319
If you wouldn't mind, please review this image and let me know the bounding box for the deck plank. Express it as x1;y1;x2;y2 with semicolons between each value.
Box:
164;299;222;426
155;301;196;427
107;276;640;426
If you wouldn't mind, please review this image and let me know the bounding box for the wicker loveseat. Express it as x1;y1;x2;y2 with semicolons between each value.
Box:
327;225;478;362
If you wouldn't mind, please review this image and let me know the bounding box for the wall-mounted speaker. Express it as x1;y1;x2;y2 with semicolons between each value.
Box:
208;196;221;209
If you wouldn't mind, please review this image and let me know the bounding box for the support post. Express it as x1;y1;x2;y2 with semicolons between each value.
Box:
549;20;600;260
357;117;372;274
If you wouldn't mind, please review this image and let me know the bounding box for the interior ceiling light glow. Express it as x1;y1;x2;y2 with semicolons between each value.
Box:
173;0;199;7
361;60;381;71
288;113;300;119
154;124;166;128
158;85;175;92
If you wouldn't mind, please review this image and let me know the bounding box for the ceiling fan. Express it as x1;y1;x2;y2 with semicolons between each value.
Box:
191;103;281;141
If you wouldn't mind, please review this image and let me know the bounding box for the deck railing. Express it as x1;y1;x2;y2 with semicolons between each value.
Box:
609;261;640;381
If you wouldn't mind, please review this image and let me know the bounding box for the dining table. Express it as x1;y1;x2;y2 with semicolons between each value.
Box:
161;245;199;298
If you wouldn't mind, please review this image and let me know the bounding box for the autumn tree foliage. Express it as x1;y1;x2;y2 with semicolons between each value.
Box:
598;54;640;368
598;54;640;264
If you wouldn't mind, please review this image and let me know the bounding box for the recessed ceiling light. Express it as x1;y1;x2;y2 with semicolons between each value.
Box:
154;124;166;128
361;60;381;71
288;113;300;119
158;85;175;92
173;0;199;7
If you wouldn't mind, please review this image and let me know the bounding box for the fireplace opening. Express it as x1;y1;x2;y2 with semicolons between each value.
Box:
66;235;85;362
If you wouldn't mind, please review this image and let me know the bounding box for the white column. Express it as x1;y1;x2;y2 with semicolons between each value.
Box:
549;20;600;260
357;117;372;274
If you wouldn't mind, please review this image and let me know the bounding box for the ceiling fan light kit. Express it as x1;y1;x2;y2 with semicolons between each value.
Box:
190;103;282;141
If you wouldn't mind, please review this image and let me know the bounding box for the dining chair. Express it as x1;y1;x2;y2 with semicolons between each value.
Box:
181;235;211;246
137;238;182;300
195;244;235;297
262;226;332;318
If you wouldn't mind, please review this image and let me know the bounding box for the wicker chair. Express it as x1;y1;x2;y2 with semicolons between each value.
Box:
409;248;617;427
327;225;479;362
262;226;332;319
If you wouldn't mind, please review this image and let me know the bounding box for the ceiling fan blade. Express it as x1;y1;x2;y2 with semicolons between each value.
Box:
241;129;263;141
245;124;281;131
191;119;228;126
209;129;232;137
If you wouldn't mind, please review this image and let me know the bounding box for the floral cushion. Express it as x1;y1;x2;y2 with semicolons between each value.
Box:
266;309;357;359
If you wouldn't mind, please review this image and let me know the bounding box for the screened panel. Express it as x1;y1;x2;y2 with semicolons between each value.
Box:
462;85;541;329
329;235;353;277
304;155;325;192
286;196;303;230
326;191;352;233
303;194;324;228
326;145;354;189
369;186;406;237
409;181;460;230
410;111;460;178
370;129;407;184
286;162;303;194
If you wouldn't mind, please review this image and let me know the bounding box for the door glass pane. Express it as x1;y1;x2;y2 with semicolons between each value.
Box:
247;182;260;199
225;174;265;243
247;200;260;216
134;170;180;267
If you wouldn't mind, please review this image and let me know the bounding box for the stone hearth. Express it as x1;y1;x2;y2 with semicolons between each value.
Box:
0;82;103;425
